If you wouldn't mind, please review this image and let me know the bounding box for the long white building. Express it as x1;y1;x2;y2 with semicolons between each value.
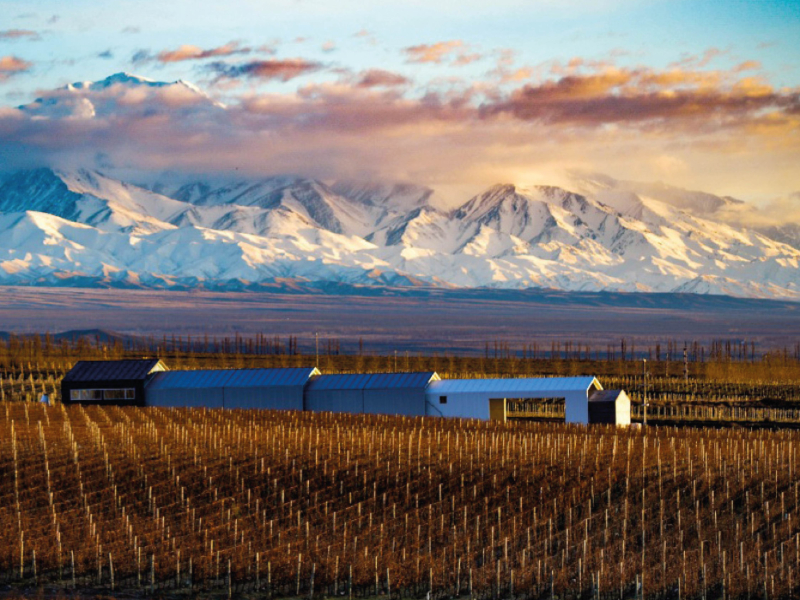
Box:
425;376;603;424
62;361;627;425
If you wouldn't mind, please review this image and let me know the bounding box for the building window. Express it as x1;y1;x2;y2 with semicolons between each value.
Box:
71;388;136;401
439;395;447;404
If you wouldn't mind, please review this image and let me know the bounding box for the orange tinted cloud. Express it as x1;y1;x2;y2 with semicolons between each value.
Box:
357;69;410;88
733;60;762;73
0;56;32;80
157;42;250;62
404;40;482;66
481;66;800;129
208;58;322;81
669;47;728;69
2;58;799;201
0;29;40;41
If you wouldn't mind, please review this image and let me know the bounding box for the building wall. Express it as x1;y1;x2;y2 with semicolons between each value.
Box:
426;390;492;419
146;387;225;408
425;385;591;423
224;386;304;410
363;389;426;416
304;389;364;413
564;392;589;424
61;380;147;406
615;394;632;425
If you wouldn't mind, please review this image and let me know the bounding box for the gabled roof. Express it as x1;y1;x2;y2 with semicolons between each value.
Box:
146;367;320;390
63;359;165;382
590;389;628;403
364;372;439;389
306;372;439;391
225;367;320;387
427;376;602;394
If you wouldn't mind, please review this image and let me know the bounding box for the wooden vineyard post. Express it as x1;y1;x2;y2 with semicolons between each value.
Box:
109;552;114;591
228;558;232;600
456;557;461;595
150;554;155;595
296;553;302;597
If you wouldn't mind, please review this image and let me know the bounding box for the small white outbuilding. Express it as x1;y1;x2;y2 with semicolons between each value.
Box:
425;376;603;424
588;389;631;425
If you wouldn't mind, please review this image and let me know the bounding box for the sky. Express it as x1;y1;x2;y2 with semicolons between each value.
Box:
0;0;798;205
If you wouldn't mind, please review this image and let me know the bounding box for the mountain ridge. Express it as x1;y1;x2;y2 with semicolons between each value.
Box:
0;165;798;300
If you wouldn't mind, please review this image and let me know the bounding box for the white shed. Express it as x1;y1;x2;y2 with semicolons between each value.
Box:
425;376;603;424
588;389;631;425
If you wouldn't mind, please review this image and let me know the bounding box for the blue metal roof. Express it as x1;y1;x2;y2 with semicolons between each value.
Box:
364;372;439;389
427;376;601;394
305;373;374;391
147;367;318;390
306;372;438;391
147;369;234;390
225;368;319;387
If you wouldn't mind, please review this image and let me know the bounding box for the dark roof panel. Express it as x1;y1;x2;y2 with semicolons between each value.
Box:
147;367;319;391
364;372;438;389
63;359;163;382
225;368;319;387
306;372;438;391
305;373;373;391
146;369;234;390
589;389;627;403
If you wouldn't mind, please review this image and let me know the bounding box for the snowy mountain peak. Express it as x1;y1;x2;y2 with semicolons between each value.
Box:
87;72;166;89
19;72;223;119
0;167;799;300
332;180;434;211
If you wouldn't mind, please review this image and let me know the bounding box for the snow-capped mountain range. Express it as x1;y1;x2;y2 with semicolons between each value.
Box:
1;73;798;300
0;166;799;300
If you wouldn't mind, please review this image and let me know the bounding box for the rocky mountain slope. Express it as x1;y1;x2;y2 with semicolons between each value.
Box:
0;165;798;299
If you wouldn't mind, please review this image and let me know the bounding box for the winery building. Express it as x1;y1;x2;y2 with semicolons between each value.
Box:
425;376;604;424
59;360;629;425
304;372;439;416
146;367;319;410
61;359;167;406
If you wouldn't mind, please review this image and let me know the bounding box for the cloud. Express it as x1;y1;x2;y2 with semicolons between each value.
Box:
353;29;378;46
131;49;150;64
733;60;761;73
98;50;114;60
0;29;40;41
156;42;250;63
0;56;32;81
404;40;482;66
356;69;410;88
669;47;728;70
207;58;322;82
1;60;799;202
321;41;336;53
481;66;800;130
121;26;140;34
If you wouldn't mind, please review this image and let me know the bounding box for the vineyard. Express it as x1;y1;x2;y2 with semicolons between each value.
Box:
2;403;800;599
